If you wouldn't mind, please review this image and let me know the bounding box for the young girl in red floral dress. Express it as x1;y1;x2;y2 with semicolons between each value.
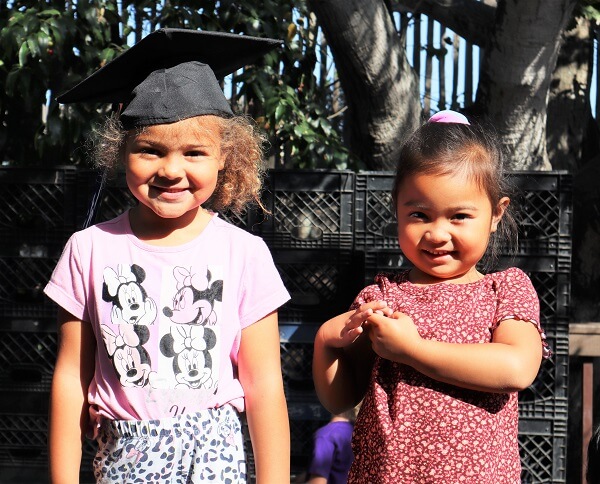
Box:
313;110;550;483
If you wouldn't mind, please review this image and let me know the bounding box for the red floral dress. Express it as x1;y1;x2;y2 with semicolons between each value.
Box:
347;268;549;484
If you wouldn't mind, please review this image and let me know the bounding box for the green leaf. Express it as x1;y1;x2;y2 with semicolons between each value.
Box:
27;38;41;58
274;103;287;123
39;9;63;18
36;31;51;52
18;41;30;66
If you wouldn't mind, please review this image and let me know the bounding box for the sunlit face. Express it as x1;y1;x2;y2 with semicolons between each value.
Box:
395;172;508;285
124;116;225;227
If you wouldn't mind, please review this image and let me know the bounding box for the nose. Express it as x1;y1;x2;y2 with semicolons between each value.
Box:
424;222;451;243
157;155;184;179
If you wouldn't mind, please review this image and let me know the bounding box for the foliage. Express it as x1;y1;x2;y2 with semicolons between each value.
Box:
0;0;353;169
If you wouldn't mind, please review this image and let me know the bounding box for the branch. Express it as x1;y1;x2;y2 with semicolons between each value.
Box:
393;0;495;46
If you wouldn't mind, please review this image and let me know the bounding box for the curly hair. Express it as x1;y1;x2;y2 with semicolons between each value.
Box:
88;113;268;215
391;118;518;273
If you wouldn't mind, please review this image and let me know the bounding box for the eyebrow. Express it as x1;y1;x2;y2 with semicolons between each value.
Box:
402;200;480;212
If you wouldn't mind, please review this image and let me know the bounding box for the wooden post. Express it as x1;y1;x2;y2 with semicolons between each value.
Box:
569;322;600;484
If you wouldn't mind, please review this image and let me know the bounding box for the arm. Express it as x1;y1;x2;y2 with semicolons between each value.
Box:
307;476;328;484
49;308;96;484
238;311;290;484
366;312;543;393
312;301;390;414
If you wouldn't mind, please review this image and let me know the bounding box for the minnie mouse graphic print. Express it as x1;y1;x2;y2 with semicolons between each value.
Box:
44;210;290;433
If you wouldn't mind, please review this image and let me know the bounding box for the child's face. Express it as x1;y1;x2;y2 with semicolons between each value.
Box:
124;115;224;224
395;172;508;284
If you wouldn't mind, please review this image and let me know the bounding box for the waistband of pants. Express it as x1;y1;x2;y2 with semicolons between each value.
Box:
99;405;240;439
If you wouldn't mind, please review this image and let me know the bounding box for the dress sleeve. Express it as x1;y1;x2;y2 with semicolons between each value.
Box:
349;282;385;311
493;267;551;358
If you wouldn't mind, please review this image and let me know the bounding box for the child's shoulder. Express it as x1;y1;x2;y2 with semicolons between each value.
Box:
487;266;531;283
210;214;266;243
487;267;537;298
70;212;129;242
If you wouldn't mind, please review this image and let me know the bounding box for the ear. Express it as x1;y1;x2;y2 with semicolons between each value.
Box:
218;149;226;171
491;197;510;233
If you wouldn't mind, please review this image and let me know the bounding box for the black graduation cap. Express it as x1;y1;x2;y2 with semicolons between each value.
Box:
57;28;282;129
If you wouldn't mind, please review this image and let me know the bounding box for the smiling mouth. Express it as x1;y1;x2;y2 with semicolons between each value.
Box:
153;186;187;193
423;249;455;257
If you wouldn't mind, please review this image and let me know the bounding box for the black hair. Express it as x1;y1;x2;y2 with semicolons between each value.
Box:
391;118;518;272
587;424;600;484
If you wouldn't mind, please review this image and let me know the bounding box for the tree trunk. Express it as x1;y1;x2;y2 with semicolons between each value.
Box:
547;16;596;171
475;0;577;170
309;0;422;170
393;0;494;47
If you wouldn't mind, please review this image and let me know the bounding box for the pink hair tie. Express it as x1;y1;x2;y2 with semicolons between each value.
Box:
428;110;470;125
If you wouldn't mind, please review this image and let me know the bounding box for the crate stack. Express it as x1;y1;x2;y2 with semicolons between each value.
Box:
257;169;360;473
0;167;572;482
0;167;80;482
353;170;572;483
507;173;571;484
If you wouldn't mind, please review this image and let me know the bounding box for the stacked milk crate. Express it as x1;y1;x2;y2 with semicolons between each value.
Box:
256;169;361;474
353;170;572;483
0;167;572;483
0;167;81;482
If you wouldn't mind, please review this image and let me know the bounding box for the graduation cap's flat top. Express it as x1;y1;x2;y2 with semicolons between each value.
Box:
57;28;281;129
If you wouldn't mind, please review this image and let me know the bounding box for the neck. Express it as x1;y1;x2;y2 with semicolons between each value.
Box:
128;206;212;246
330;416;350;423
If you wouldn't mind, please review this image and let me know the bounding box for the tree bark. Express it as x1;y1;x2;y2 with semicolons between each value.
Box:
547;16;596;171
475;0;577;170
393;0;494;47
309;0;422;170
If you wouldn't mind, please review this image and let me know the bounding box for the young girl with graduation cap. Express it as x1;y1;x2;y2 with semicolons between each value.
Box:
44;28;291;483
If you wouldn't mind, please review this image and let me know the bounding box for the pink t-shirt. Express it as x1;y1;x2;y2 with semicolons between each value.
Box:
347;268;548;484
45;211;290;433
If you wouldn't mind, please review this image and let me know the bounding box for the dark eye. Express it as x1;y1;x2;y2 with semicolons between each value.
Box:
409;211;427;220
186;149;209;157
138;147;159;156
453;213;470;221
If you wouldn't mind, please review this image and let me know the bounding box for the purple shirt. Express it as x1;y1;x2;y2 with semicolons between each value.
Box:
308;421;354;484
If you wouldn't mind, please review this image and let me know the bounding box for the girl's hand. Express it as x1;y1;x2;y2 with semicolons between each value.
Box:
329;301;393;349
313;302;392;414
365;311;422;364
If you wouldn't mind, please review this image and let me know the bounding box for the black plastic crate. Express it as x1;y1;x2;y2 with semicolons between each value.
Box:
82;172;137;225
519;331;569;421
279;324;322;406
259;170;354;250
0;410;95;482
354;171;572;257
281;340;315;401
519;418;567;483
0;257;59;320
81;170;258;230
360;249;412;287
509;172;572;256
0;167;78;258
0;319;57;393
354;172;397;250
0;391;49;467
274;249;359;325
